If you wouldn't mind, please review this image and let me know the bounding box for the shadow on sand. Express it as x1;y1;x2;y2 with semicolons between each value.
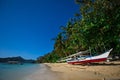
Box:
74;61;120;66
87;61;120;66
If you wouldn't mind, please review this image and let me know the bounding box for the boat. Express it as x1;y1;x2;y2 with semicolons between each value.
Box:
57;50;89;63
67;48;113;65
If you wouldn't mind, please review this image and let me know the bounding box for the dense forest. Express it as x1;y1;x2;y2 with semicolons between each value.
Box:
37;0;120;63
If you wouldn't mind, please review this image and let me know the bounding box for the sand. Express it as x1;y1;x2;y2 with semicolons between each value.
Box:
25;61;120;80
45;61;120;80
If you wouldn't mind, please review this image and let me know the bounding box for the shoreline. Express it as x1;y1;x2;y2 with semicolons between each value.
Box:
24;61;120;80
24;64;62;80
45;61;120;80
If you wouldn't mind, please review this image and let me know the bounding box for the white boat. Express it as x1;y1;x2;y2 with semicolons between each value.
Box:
67;48;113;64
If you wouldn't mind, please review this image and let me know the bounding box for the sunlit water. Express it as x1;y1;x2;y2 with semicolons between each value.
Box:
0;63;40;80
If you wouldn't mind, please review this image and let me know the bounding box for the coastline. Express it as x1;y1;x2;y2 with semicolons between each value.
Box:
24;61;120;80
24;64;61;80
45;61;120;80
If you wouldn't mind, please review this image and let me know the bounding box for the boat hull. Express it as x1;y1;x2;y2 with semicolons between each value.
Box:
67;48;113;65
68;58;107;64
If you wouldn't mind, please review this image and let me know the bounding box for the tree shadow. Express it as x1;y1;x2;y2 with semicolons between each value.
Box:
89;62;120;66
73;61;120;66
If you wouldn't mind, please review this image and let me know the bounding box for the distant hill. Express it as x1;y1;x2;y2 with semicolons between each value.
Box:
0;56;35;63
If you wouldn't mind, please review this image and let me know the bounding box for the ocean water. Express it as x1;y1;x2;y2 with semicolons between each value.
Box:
0;63;40;80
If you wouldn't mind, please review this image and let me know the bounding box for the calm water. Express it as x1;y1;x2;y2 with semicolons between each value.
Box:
0;63;40;80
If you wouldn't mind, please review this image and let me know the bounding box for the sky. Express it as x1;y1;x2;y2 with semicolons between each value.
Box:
0;0;79;59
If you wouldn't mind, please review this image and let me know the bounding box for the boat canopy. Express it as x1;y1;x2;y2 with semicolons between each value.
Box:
66;50;89;58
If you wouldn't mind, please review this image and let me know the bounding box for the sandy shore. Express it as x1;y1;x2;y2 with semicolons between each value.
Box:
45;61;120;80
24;64;61;80
24;61;120;80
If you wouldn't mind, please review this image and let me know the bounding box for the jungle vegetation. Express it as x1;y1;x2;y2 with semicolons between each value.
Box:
37;0;120;63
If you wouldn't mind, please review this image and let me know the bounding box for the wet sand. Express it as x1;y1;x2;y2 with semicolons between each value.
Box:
25;61;120;80
24;64;61;80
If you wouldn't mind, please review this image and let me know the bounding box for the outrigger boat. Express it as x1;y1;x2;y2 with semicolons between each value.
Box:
67;48;113;64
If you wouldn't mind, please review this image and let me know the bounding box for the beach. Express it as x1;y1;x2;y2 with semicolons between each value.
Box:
24;64;61;80
45;61;120;80
24;61;120;80
0;62;120;80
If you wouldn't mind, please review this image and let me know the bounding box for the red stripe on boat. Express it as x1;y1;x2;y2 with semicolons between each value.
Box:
68;58;107;64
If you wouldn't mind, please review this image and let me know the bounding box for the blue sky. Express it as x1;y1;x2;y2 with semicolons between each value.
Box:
0;0;79;59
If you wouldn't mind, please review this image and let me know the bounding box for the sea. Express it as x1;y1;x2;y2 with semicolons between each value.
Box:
0;63;40;80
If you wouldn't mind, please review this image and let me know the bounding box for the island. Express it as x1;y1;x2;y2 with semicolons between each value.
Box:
0;56;35;64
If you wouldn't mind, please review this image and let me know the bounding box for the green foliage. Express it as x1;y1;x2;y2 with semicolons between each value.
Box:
36;51;60;63
37;0;120;63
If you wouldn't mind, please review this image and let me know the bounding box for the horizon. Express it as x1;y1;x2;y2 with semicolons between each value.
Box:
0;0;79;59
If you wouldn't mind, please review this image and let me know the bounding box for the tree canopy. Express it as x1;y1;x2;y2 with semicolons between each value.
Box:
37;0;120;63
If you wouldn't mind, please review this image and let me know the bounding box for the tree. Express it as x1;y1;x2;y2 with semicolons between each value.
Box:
37;0;120;62
75;0;120;54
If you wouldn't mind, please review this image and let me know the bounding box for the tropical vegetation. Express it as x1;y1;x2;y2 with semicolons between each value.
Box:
37;0;120;63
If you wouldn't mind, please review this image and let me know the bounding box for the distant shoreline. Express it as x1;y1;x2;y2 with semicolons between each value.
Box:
0;56;35;63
